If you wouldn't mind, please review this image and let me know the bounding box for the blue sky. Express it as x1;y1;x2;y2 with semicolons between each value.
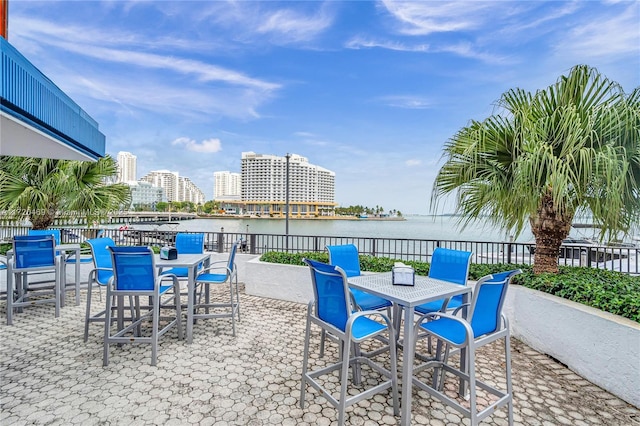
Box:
8;0;640;214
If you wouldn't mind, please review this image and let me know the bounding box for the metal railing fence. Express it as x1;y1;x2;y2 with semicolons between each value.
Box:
1;226;637;275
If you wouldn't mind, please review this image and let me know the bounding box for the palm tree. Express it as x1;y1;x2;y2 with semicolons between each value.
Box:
0;155;131;229
431;65;640;274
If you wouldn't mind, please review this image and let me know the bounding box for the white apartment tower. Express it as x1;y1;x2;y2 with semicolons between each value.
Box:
116;151;137;183
179;177;206;205
240;152;336;216
214;171;241;200
140;170;205;204
140;170;179;201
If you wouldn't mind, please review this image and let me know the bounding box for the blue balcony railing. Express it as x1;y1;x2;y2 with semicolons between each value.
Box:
0;37;105;159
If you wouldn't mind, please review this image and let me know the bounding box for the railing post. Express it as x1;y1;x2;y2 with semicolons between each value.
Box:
249;234;257;254
217;228;224;253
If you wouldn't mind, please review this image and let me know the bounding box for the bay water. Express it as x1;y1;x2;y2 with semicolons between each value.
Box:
123;215;538;243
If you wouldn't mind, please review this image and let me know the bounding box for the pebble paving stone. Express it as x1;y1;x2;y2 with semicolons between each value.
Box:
1;283;639;425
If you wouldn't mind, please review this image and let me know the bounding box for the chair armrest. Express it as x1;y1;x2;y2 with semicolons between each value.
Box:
348;309;393;329
418;311;474;347
501;312;510;329
451;303;471;316
416;310;468;327
197;264;231;276
88;267;113;282
157;273;179;288
89;267;112;272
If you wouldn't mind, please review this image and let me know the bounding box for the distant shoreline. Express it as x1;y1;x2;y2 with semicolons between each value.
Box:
196;214;406;221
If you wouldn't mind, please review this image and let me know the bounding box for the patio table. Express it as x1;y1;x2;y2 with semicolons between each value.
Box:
155;253;210;344
347;272;471;426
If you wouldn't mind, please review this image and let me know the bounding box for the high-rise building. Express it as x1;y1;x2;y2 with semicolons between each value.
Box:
140;170;205;204
140;170;178;201
239;152;336;217
116;151;137;183
178;176;206;205
214;171;241;200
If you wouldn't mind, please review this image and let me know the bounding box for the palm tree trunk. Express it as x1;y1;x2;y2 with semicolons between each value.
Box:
530;193;572;274
30;212;56;230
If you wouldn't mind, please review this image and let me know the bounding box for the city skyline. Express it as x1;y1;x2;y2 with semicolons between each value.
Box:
7;1;639;213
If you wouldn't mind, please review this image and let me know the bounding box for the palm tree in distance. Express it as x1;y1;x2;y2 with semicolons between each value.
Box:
0;155;131;229
431;65;640;274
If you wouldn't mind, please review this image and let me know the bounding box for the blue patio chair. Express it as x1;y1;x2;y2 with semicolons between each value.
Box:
103;246;182;366
6;235;62;325
300;258;398;425
29;228;86;304
84;237;120;342
416;247;472;315
325;244;392;356
160;232;205;279
193;240;240;336
412;269;522;426
413;247;472;353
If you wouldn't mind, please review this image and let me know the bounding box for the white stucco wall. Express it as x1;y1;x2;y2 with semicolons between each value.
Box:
504;285;640;408
244;258;313;304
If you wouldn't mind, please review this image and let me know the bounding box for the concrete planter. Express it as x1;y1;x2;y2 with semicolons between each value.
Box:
504;285;639;408
244;257;313;304
243;258;640;408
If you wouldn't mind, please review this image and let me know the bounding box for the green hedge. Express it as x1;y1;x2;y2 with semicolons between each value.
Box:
259;251;640;323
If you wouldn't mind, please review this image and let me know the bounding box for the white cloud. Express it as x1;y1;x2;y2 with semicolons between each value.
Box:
436;42;512;64
10;16;280;120
553;4;640;60
380;0;496;35
172;137;222;153
378;95;432;109
193;1;334;45
42;38;279;91
406;159;422;167
346;36;429;52
257;8;334;42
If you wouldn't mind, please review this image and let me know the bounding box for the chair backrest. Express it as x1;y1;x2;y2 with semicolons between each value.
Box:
304;258;351;332
175;233;205;254
469;269;522;337
227;241;239;272
13;235;57;269
87;237;116;284
108;246;156;291
326;244;361;277
428;247;472;285
28;229;61;245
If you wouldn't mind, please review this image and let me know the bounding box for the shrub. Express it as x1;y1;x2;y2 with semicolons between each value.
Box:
259;251;639;322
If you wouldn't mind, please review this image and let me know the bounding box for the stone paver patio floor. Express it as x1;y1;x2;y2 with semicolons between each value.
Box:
1;285;639;425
